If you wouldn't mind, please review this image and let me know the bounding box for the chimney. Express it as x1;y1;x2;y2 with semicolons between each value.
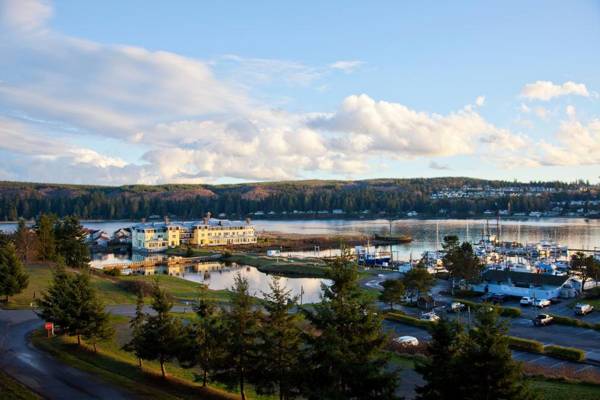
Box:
141;217;146;223
164;216;170;224
245;217;251;225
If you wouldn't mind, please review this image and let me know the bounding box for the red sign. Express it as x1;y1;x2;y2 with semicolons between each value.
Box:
44;322;53;330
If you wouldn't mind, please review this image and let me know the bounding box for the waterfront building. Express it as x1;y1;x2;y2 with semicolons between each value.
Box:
132;218;256;252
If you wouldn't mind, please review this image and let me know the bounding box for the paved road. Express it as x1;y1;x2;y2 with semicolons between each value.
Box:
0;309;137;400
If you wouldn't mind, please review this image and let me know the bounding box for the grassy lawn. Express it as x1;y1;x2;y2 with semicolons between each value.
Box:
2;263;231;310
529;378;600;400
228;253;330;278
0;371;42;400
31;316;273;400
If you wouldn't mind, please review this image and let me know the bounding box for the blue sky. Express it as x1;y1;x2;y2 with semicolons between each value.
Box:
1;0;599;184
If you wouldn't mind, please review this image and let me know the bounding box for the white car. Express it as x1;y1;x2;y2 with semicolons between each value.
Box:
533;298;551;308
420;312;440;322
520;297;533;306
393;336;419;346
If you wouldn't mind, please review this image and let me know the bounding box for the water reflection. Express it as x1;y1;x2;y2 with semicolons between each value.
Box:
181;263;329;304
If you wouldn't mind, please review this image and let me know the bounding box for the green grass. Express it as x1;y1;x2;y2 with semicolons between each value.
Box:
2;264;231;310
529;378;600;400
31;317;273;400
228;253;330;278
0;371;42;400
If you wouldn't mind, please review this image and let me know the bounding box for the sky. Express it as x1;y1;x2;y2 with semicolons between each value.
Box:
1;0;599;185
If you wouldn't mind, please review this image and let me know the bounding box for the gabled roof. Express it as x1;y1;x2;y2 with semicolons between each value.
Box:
482;269;569;287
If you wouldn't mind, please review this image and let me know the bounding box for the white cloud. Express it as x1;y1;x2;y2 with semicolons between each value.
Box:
310;94;527;158
329;60;364;73
533;106;549;119
475;96;486;107
535;119;600;166
521;80;590;101
566;105;576;118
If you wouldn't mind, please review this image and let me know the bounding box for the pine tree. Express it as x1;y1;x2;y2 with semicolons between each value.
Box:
457;308;537;400
415;318;463;400
14;219;37;262
253;276;302;400
304;255;398;400
54;216;90;268
178;284;225;387
379;279;405;310
36;213;56;261
0;243;29;302
36;266;111;347
123;290;146;369
136;283;182;378
218;273;260;400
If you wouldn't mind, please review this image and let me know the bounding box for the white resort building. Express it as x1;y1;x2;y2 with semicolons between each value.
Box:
132;218;257;252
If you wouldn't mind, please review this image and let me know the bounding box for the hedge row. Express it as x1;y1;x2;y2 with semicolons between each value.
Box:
550;315;600;331
385;312;435;330
385;313;588;363
543;345;586;362
507;336;545;353
455;299;522;318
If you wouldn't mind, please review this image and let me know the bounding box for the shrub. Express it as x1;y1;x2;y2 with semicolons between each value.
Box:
551;315;596;330
117;279;155;296
499;306;522;318
385;312;435;330
508;336;544;353
103;267;121;277
454;298;521;318
544;345;586;362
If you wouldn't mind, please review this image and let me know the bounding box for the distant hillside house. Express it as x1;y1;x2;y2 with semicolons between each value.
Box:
472;270;581;299
132;218;256;252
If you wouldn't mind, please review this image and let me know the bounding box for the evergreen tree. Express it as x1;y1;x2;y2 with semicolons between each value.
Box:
54;216;90;268
457;308;537;400
379;279;405;310
0;243;29;302
178;284;225;387
415;318;463;400
36;213;56;261
123;290;146;369
136;283;182;378
253;277;302;399
303;255;398;400
402;264;435;301
14;219;37;262
218;273;260;400
36;266;111;347
443;239;483;294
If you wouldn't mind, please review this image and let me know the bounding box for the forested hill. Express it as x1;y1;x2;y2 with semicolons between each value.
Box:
0;178;598;221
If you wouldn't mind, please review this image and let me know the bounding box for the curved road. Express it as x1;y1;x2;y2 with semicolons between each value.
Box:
0;309;136;400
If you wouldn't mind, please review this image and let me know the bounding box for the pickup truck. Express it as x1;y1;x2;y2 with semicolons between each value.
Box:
533;314;554;326
574;303;594;315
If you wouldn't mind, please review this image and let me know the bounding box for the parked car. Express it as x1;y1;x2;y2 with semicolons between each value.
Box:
481;293;494;302
520;297;533;306
447;302;466;313
393;336;419;346
533;298;551;308
420;312;440;322
491;294;507;304
533;314;554;326
574;303;594;315
549;297;562;305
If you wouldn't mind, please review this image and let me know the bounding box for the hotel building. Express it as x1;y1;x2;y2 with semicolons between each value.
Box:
131;218;256;252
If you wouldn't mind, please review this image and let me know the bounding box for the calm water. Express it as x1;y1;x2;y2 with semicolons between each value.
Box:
181;264;329;304
3;218;599;261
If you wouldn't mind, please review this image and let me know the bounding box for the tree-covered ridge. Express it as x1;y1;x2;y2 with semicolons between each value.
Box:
0;178;597;221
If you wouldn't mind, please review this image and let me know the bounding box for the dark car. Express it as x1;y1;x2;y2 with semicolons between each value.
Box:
480;293;493;302
490;294;507;304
